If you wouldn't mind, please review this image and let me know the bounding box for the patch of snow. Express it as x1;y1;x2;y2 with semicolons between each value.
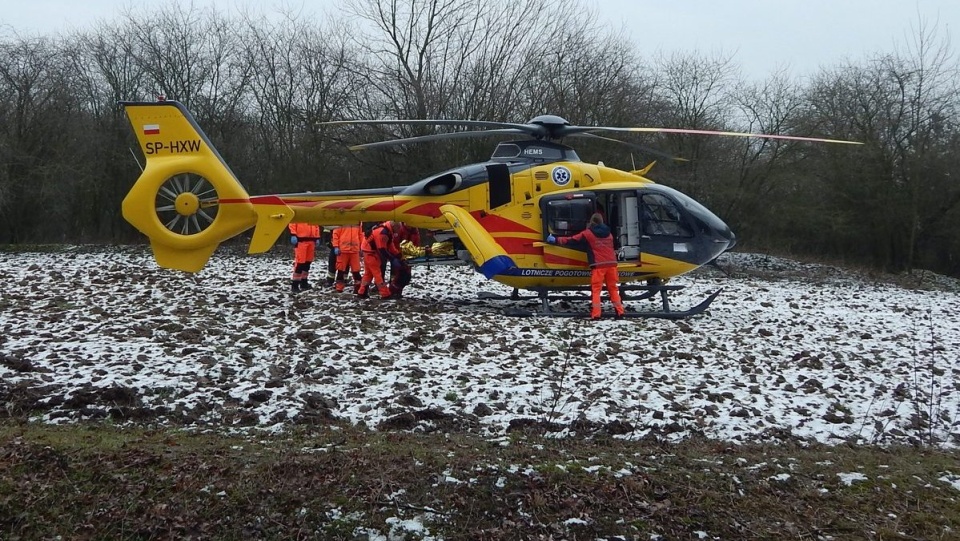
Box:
838;472;868;485
939;473;960;492
1;247;958;448
353;528;387;541
385;516;434;541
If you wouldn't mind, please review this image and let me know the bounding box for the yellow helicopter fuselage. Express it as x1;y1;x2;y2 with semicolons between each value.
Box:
119;100;733;289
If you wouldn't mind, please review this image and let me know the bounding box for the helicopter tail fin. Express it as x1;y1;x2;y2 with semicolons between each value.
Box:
630;161;657;177
120;100;293;272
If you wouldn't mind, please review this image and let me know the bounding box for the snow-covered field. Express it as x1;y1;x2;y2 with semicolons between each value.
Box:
2;246;958;447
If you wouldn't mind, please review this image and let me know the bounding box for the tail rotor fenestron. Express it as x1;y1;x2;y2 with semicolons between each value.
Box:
154;173;220;236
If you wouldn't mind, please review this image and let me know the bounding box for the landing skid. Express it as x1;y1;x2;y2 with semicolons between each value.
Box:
484;283;721;320
477;284;683;302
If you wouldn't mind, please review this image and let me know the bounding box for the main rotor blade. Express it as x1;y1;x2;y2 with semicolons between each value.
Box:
320;115;862;147
572;132;689;162
320;118;535;131
587;126;863;145
348;128;528;151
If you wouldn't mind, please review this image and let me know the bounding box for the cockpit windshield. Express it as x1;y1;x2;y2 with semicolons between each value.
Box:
650;184;730;233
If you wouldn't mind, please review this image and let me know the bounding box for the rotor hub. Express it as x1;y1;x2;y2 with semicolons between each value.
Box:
174;192;200;216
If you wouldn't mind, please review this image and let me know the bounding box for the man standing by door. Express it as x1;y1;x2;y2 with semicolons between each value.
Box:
547;213;625;319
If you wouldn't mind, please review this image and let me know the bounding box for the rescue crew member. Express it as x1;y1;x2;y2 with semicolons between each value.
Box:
356;221;396;299
332;222;363;293
322;227;338;286
389;222;418;298
547;213;625;319
288;222;322;292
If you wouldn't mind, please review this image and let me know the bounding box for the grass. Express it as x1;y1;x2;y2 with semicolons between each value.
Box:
2;420;958;540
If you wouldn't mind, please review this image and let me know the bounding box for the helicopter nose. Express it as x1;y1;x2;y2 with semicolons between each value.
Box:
724;229;737;251
707;220;736;252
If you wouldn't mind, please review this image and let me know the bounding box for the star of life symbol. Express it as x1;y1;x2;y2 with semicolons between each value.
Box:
551;166;572;186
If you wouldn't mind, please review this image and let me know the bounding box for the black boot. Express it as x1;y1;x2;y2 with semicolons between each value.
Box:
300;280;313;291
389;283;403;299
291;280;301;293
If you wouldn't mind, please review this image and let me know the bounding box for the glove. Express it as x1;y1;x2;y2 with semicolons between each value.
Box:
290;235;298;246
546;234;557;244
333;247;340;256
390;257;403;268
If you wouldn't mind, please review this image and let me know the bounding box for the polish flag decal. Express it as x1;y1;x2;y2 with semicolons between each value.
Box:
143;124;160;135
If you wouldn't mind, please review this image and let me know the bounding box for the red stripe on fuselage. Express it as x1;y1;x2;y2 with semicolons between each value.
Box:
544;253;588;266
247;195;285;205
321;200;362;210
368;199;405;212
405;202;444;218
494;236;543;256
280;198;324;207
474;212;538;235
216;197;361;210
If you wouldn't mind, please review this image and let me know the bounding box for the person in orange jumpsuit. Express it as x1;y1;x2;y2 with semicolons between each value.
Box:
356;221;397;299
547;213;625;319
288;222;322;292
388;222;419;298
332;222;363;293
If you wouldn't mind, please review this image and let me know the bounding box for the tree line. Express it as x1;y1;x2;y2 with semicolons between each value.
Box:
1;0;958;277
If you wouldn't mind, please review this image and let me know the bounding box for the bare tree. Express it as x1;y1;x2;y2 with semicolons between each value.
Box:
0;34;81;242
240;10;363;191
651;51;738;198
519;22;648;122
448;0;568;122
718;70;814;244
339;0;633;175
802;17;960;272
119;3;248;119
342;0;477;119
58;24;152;240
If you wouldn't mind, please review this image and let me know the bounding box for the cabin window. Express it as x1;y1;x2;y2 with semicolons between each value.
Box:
544;198;595;237
640;193;692;237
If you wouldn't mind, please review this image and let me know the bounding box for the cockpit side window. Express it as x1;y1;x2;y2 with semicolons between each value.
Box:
544;198;595;237
640;193;693;237
424;173;461;195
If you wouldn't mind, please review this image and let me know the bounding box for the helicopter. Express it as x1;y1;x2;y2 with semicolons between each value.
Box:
118;99;860;319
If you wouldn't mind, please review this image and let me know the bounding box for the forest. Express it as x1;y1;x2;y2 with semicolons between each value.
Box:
1;0;958;277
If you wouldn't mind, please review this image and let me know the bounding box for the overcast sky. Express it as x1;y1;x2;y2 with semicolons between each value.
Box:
1;0;957;80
